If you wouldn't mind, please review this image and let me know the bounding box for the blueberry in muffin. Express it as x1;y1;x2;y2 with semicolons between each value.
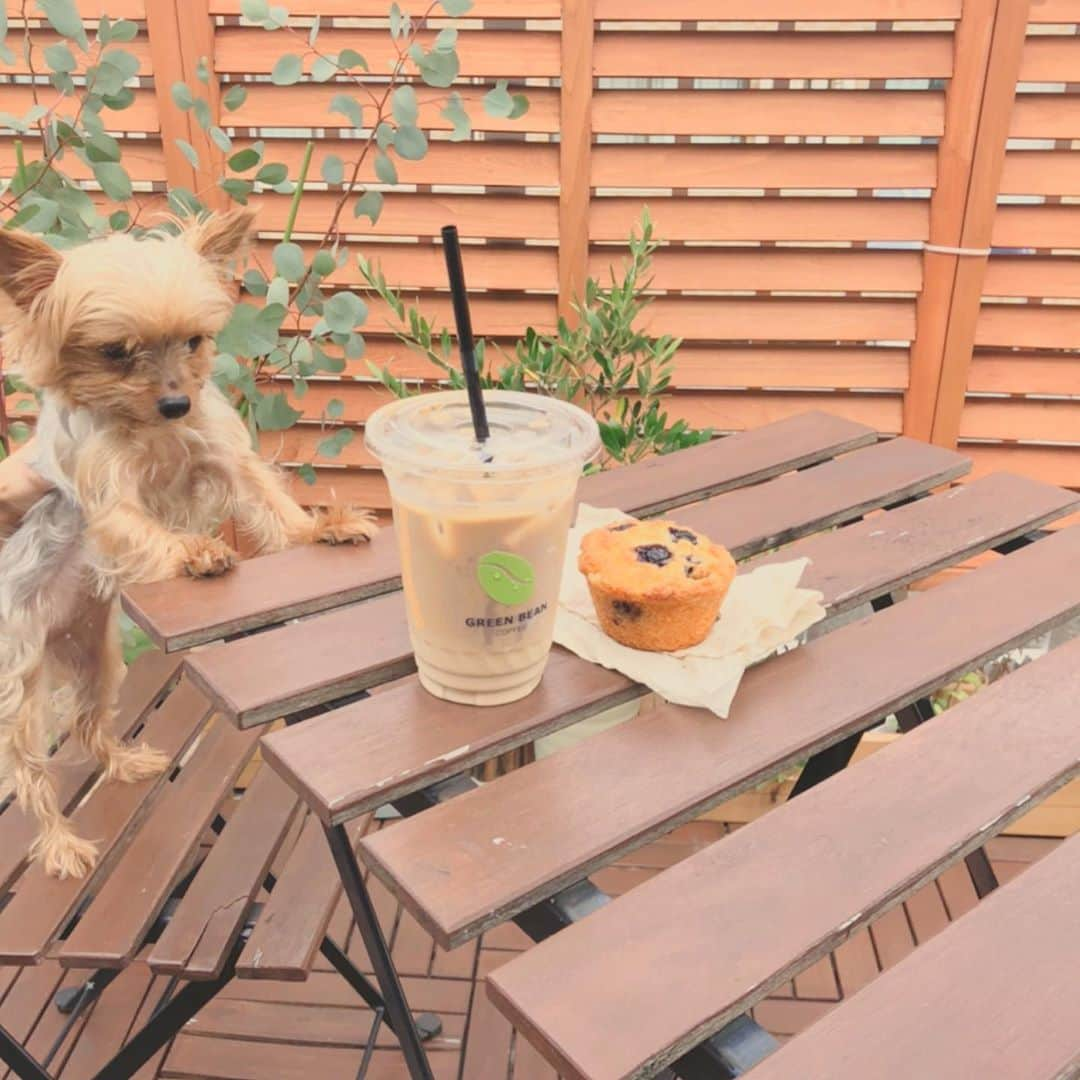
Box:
578;518;736;651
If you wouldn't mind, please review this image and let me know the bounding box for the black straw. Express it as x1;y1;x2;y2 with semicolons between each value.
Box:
441;224;490;443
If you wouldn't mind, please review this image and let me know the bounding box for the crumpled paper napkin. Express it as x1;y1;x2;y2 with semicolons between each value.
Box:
553;504;827;718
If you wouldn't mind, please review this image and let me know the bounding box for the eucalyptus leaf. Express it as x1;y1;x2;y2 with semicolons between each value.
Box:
434;27;457;52
312;249;337;277
171;82;194;110
228;146;261;172
243;268;268;296
108;208;130;231
222;84;248;111
344;332;365;359
325;398;345;420
256;162;287;184
240;0;270;21
324;291;367;333
394;124;426;160
308;14;321;45
417;47;458;88
337;48;367;70
193;97;212;130
102;87;135;111
321;153;344;184
43;43;76;73
209;126;233;152
270;53;303;86
85;131;120;162
508;93;529;119
311;54;337;82
266;275;289;307
389;2;407;39
93;160;131;199
483;79;513;118
254;392;302;431
175;139;199;168
440;92;471;141
353;190;383;223
375;121;395;150
273;240;305;281
109;18;138;42
38;0;88;51
221;177;253;203
374;150;397;185
391;84;418;125
329;93;363;129
440;0;473;12
196;55;210;84
297;463;317;485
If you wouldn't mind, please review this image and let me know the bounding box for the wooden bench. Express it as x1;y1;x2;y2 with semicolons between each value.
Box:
484;637;1080;1079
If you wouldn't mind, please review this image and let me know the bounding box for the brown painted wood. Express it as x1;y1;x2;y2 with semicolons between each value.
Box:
57;720;261;969
0;649;181;896
236;811;370;981
187;435;963;729
676;436;968;560
752;832;1080;1080
359;526;1080;950
0;680;211;965
261;470;1071;827
123;412;876;652
487;640;1080;1080
149;765;302;980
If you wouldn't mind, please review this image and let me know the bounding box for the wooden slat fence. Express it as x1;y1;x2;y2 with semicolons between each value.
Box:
2;0;1077;508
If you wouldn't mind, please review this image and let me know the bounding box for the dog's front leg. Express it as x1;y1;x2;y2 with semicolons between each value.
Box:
232;451;377;554
87;500;237;583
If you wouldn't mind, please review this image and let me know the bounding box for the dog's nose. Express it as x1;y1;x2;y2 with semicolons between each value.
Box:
157;395;191;420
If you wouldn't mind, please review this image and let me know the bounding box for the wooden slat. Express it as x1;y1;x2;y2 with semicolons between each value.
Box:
357;525;1080;950
957;398;1080;444
124;412;876;651
593;0;960;13
487;640;1080;1080
755;836;1080;1080
57;721;261;969
592;145;938;191
3;0;145;14
148;765;301;980
236;811;369;981
999;151;1080;198
975;303;1080;351
968;444;1079;490
0;680;209;965
210;0;561;13
0;139;167;183
1;86;158;133
594;31;952;79
591;90;946;139
262;470;1074;828
2;32;153;75
0;650;180;895
187;432;953;729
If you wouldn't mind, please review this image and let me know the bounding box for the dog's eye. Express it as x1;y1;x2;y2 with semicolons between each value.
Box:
187;335;204;351
102;343;130;362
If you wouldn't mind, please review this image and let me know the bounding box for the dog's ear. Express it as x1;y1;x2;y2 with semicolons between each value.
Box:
186;208;258;275
0;228;62;311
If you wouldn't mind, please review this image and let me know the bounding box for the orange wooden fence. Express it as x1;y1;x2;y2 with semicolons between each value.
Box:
2;0;1078;511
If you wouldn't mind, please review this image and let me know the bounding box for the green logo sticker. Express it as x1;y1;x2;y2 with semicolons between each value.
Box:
477;551;535;606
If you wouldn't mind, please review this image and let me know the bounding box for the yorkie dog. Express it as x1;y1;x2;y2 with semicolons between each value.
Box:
0;208;376;878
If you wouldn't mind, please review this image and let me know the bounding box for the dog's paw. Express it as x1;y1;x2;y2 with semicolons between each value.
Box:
34;827;99;880
106;743;171;784
180;535;238;578
311;506;378;545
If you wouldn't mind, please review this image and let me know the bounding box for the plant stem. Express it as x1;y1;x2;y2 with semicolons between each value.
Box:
13;139;27;192
282;139;313;242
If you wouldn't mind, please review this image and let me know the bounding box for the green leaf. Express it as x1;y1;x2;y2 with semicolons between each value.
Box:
101;87;135;111
210;126;233;152
267;5;288;28
254;391;302;431
167;186;204;216
196;55;210;84
243;268;268;296
317;428;354;458
324;291;367;333
391;84;418;125
43;43;76;73
228;146;261;172
256;162;287;184
394;124;426;160
108;208;130;231
336;48;367;70
240;0;270;21
308;14;321;45
93;160;132;200
85;131;121;162
440;0;472;13
321;153;344;184
312;249;337;276
297;463;317;485
311;54;337;82
353;190;383;223
222;84;248;111
344;332;365;359
389;2;407;38
171;81;195;110
508;93;529;119
434;27;457;51
417;47;458;88
270;53;302;85
273;240;305;281
374;122;395;150
329;93;363;128
175;139;200;168
38;0;88;51
325;397;345;419
100;48;139;82
440;91;471;141
221;177;254;203
193;97;212;130
266;275;289;307
109;18;138;42
374;150;397;185
483;79;513;118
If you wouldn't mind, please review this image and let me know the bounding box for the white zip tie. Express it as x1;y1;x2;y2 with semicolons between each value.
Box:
922;242;992;257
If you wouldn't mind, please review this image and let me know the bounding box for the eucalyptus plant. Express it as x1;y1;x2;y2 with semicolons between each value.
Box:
0;0;525;471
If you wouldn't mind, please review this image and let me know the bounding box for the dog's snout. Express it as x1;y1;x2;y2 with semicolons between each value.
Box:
157;395;191;420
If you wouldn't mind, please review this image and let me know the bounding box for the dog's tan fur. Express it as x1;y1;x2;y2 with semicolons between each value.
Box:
0;209;376;878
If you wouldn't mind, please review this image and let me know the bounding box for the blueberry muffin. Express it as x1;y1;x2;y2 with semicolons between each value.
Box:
578;519;736;651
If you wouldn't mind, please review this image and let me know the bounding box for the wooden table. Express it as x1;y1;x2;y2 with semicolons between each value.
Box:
120;411;1080;1080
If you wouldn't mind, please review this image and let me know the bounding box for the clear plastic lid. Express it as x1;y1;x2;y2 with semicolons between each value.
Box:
365;389;600;480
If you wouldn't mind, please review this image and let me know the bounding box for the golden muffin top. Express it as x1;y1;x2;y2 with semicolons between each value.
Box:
578;518;736;601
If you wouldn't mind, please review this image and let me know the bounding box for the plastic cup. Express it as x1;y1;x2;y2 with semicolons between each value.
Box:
366;389;600;706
